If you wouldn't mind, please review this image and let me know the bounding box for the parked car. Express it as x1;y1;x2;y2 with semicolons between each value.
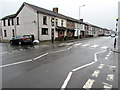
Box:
104;33;111;36
111;34;115;37
9;35;34;45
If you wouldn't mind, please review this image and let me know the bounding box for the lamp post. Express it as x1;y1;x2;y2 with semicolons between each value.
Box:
78;5;85;39
79;5;85;20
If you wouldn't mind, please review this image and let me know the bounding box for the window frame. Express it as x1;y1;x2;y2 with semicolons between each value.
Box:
4;30;7;37
42;28;48;35
17;17;19;25
43;16;47;25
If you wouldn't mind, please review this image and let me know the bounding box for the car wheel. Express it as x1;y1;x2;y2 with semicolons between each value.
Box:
19;41;22;45
9;41;13;45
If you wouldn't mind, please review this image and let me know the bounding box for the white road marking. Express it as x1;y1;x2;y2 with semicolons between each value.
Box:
108;52;111;55
1;52;8;54
61;50;106;90
94;53;97;62
103;83;112;89
49;49;67;53
61;72;73;89
49;47;72;54
101;46;108;49
106;74;114;81
83;79;95;88
91;45;99;48
72;62;95;72
92;70;100;77
34;53;48;60
74;43;82;46
67;46;72;50
82;44;90;47
109;66;116;70
0;59;32;68
106;54;110;57
66;43;74;46
105;57;108;59
98;64;104;69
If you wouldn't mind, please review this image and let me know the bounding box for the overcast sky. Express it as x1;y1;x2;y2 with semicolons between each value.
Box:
0;0;119;30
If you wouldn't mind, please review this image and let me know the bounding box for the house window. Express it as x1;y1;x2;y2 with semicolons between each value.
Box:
17;17;19;25
61;20;63;26
4;30;7;37
56;19;58;26
8;19;10;26
3;20;6;26
42;28;48;35
43;16;47;25
12;18;14;25
12;29;15;37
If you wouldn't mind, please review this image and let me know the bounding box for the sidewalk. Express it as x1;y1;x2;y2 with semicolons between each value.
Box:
39;37;96;46
110;45;120;53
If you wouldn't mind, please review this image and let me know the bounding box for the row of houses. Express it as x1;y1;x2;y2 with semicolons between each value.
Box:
0;2;112;42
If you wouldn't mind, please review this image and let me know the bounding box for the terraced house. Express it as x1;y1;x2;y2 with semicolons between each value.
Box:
1;2;110;42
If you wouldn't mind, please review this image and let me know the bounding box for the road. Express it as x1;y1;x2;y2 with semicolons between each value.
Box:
1;36;118;89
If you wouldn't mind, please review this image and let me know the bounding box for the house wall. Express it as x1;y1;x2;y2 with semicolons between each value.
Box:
38;13;52;41
16;5;38;40
1;18;15;41
0;20;2;41
67;20;75;29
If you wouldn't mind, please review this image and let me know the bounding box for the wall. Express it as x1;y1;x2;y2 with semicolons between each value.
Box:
0;20;2;41
16;5;38;40
1;18;15;41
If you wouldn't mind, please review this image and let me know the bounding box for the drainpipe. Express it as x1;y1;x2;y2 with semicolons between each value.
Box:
37;11;40;41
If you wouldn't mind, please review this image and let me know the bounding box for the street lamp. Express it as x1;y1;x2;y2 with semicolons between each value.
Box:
79;5;85;20
78;5;85;39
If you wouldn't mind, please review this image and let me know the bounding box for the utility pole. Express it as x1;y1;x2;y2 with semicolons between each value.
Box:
79;5;85;39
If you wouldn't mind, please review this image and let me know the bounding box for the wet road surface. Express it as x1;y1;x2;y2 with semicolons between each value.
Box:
1;36;118;89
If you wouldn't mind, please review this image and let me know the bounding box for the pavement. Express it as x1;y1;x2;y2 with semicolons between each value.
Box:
1;36;119;89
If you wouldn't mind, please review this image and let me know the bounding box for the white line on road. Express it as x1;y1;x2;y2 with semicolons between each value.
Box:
98;64;104;69
109;65;116;70
74;43;82;46
72;62;95;72
101;46;108;49
61;50;106;89
92;70;100;77
83;79;95;88
82;44;90;47
106;74;114;81
103;82;112;89
1;52;8;55
106;54;110;57
105;57;108;60
34;53;48;60
61;72;73;90
0;59;32;68
91;45;99;48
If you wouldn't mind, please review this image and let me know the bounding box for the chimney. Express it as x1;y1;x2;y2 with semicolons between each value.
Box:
53;7;58;13
80;19;83;22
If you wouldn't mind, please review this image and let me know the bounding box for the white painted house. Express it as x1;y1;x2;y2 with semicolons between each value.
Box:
1;2;109;42
1;2;67;41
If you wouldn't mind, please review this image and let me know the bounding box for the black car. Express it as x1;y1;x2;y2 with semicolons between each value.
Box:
9;35;34;45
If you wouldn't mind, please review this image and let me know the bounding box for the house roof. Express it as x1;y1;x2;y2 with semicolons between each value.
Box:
24;2;80;22
1;2;82;23
2;14;16;20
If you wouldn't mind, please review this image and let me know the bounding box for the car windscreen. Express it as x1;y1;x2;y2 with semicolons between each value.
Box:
23;35;31;38
15;36;23;39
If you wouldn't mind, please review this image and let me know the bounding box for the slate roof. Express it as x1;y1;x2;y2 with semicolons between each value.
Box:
2;14;16;20
24;2;80;22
